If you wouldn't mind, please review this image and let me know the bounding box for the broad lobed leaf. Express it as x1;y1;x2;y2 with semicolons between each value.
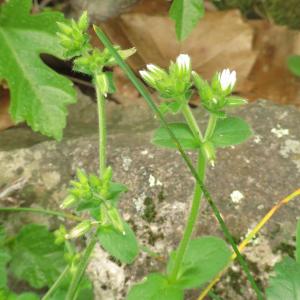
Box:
0;0;76;140
127;273;184;300
266;257;300;300
152;123;200;150
211;117;253;148
98;221;139;264
167;236;231;289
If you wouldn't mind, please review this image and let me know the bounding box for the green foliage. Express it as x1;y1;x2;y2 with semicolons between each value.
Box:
287;55;300;77
297;220;300;262
169;0;205;41
97;222;139;264
0;0;76;140
127;273;184;300
10;224;66;289
266;257;300;299
211;117;253;147
152;123;200;150
167;237;231;289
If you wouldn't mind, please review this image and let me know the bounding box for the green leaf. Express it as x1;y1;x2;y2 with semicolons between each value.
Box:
211;117;253;148
127;273;184;300
152;123;200;150
15;293;40;300
10;224;66;289
49;275;93;300
167;236;231;289
0;249;10;288
287;55;300;77
98;222;138;264
0;0;76;140
169;0;205;41
296;220;300;263
266;257;300;300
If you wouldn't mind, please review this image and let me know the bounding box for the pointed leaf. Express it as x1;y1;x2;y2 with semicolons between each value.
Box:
152;123;200;150
169;0;205;41
266;257;300;300
98;222;138;264
0;0;76;140
167;236;231;289
127;273;184;300
211;117;253;148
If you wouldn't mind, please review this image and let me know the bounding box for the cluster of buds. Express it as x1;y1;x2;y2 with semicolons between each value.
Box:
57;11;90;59
140;54;192;101
193;68;247;115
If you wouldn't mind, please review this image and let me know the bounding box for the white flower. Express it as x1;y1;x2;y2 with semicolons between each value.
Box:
176;54;191;72
218;69;236;91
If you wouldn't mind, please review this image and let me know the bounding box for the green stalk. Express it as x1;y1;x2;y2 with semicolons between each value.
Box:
94;26;263;299
204;114;218;141
66;232;98;300
42;266;70;300
0;207;83;221
95;83;107;178
169;151;206;281
182;104;204;142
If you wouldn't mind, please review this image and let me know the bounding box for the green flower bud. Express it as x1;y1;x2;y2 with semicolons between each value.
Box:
60;194;77;209
225;96;248;107
201;141;216;166
78;11;89;32
107;207;125;235
65;220;92;239
96;73;109;97
54;225;67;245
56;22;73;35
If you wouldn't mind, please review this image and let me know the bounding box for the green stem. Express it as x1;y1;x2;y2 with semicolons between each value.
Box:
204;114;218;141
66;232;98;300
42;266;70;300
169;151;206;281
95;83;107;178
0;207;83;222
182;104;204;142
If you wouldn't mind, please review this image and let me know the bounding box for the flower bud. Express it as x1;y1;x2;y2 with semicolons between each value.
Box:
107;207;125;235
65;220;92;239
78;11;89;32
96;73;109;97
201;141;216;165
54;225;67;245
60;194;77;209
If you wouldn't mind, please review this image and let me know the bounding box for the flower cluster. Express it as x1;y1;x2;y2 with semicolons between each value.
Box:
140;54;247;116
140;54;192;100
60;168;127;235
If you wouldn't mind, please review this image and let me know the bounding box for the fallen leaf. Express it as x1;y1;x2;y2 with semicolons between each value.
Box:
0;87;15;132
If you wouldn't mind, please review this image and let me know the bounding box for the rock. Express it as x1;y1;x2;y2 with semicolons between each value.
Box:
0;92;300;299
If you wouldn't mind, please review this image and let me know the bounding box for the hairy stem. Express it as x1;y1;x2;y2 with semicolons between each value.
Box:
95;83;107;178
42;266;70;300
169;151;206;281
0;207;83;221
66;232;98;300
204;113;218;141
182;104;204;142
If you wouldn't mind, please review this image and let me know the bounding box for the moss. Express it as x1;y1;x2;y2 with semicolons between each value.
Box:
212;0;300;29
142;197;156;223
158;188;165;203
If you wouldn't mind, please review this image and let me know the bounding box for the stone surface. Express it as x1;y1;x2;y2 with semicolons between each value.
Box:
1;91;300;299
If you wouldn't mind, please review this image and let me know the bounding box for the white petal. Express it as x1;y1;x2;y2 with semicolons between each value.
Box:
146;64;160;72
176;54;190;69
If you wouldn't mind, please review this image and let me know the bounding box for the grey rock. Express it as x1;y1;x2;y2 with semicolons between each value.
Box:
1;92;300;299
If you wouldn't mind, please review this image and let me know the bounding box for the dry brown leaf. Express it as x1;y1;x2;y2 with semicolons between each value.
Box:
100;10;257;91
0;87;15;132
